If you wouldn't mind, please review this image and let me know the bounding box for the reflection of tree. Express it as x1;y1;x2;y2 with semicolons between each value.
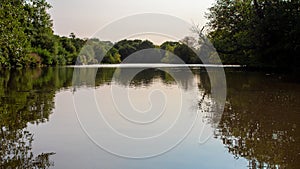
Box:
1;129;55;168
0;67;74;168
123;68;173;87
194;68;226;127
73;67;197;90
215;72;300;169
5;67;298;168
114;68;195;89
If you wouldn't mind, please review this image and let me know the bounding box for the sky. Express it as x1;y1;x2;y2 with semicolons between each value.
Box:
47;0;215;43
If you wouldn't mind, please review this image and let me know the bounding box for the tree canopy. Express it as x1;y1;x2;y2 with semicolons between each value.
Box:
206;0;300;70
1;0;299;70
0;0;86;67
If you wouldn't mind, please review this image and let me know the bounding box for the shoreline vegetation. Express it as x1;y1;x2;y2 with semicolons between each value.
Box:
0;0;299;72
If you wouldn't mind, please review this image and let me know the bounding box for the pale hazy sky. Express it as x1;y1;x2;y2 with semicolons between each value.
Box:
47;0;214;41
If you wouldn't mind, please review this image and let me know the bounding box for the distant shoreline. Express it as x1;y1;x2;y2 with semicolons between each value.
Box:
67;64;243;68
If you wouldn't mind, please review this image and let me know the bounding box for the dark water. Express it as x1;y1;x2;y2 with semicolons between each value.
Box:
0;67;299;169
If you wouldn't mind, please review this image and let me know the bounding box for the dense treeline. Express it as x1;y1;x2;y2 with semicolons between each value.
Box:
1;0;299;69
207;0;300;70
77;39;202;64
0;0;86;67
0;0;202;67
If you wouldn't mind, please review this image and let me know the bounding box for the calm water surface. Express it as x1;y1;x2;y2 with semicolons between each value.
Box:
0;67;299;169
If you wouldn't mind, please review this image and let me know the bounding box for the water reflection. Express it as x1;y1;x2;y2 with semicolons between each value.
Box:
0;68;73;168
215;72;300;169
0;67;299;168
72;67;199;90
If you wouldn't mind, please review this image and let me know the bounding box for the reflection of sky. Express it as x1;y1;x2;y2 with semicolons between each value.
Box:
27;81;247;168
46;0;214;43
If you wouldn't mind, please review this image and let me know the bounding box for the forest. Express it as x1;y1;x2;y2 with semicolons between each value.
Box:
0;0;299;71
207;0;300;71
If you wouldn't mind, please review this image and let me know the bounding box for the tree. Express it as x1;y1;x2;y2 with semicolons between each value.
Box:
174;43;201;64
0;0;29;66
206;0;300;70
114;39;155;61
69;32;76;39
0;0;88;67
25;0;53;49
160;41;201;64
206;0;256;65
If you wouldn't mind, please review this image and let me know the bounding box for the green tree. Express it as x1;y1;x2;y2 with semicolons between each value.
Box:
0;0;29;67
206;0;300;70
114;39;155;60
160;41;201;63
0;0;87;67
25;0;54;50
174;44;201;63
207;0;256;65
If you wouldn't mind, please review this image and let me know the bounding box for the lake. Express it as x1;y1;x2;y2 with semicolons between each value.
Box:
0;67;299;169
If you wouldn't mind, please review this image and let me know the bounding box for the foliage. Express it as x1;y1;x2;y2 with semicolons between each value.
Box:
206;0;300;70
0;0;86;67
160;41;202;64
0;0;29;67
2;0;298;69
75;39;204;64
77;39;118;64
114;39;155;61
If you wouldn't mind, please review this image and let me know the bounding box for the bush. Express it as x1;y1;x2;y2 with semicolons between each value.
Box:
32;48;53;65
